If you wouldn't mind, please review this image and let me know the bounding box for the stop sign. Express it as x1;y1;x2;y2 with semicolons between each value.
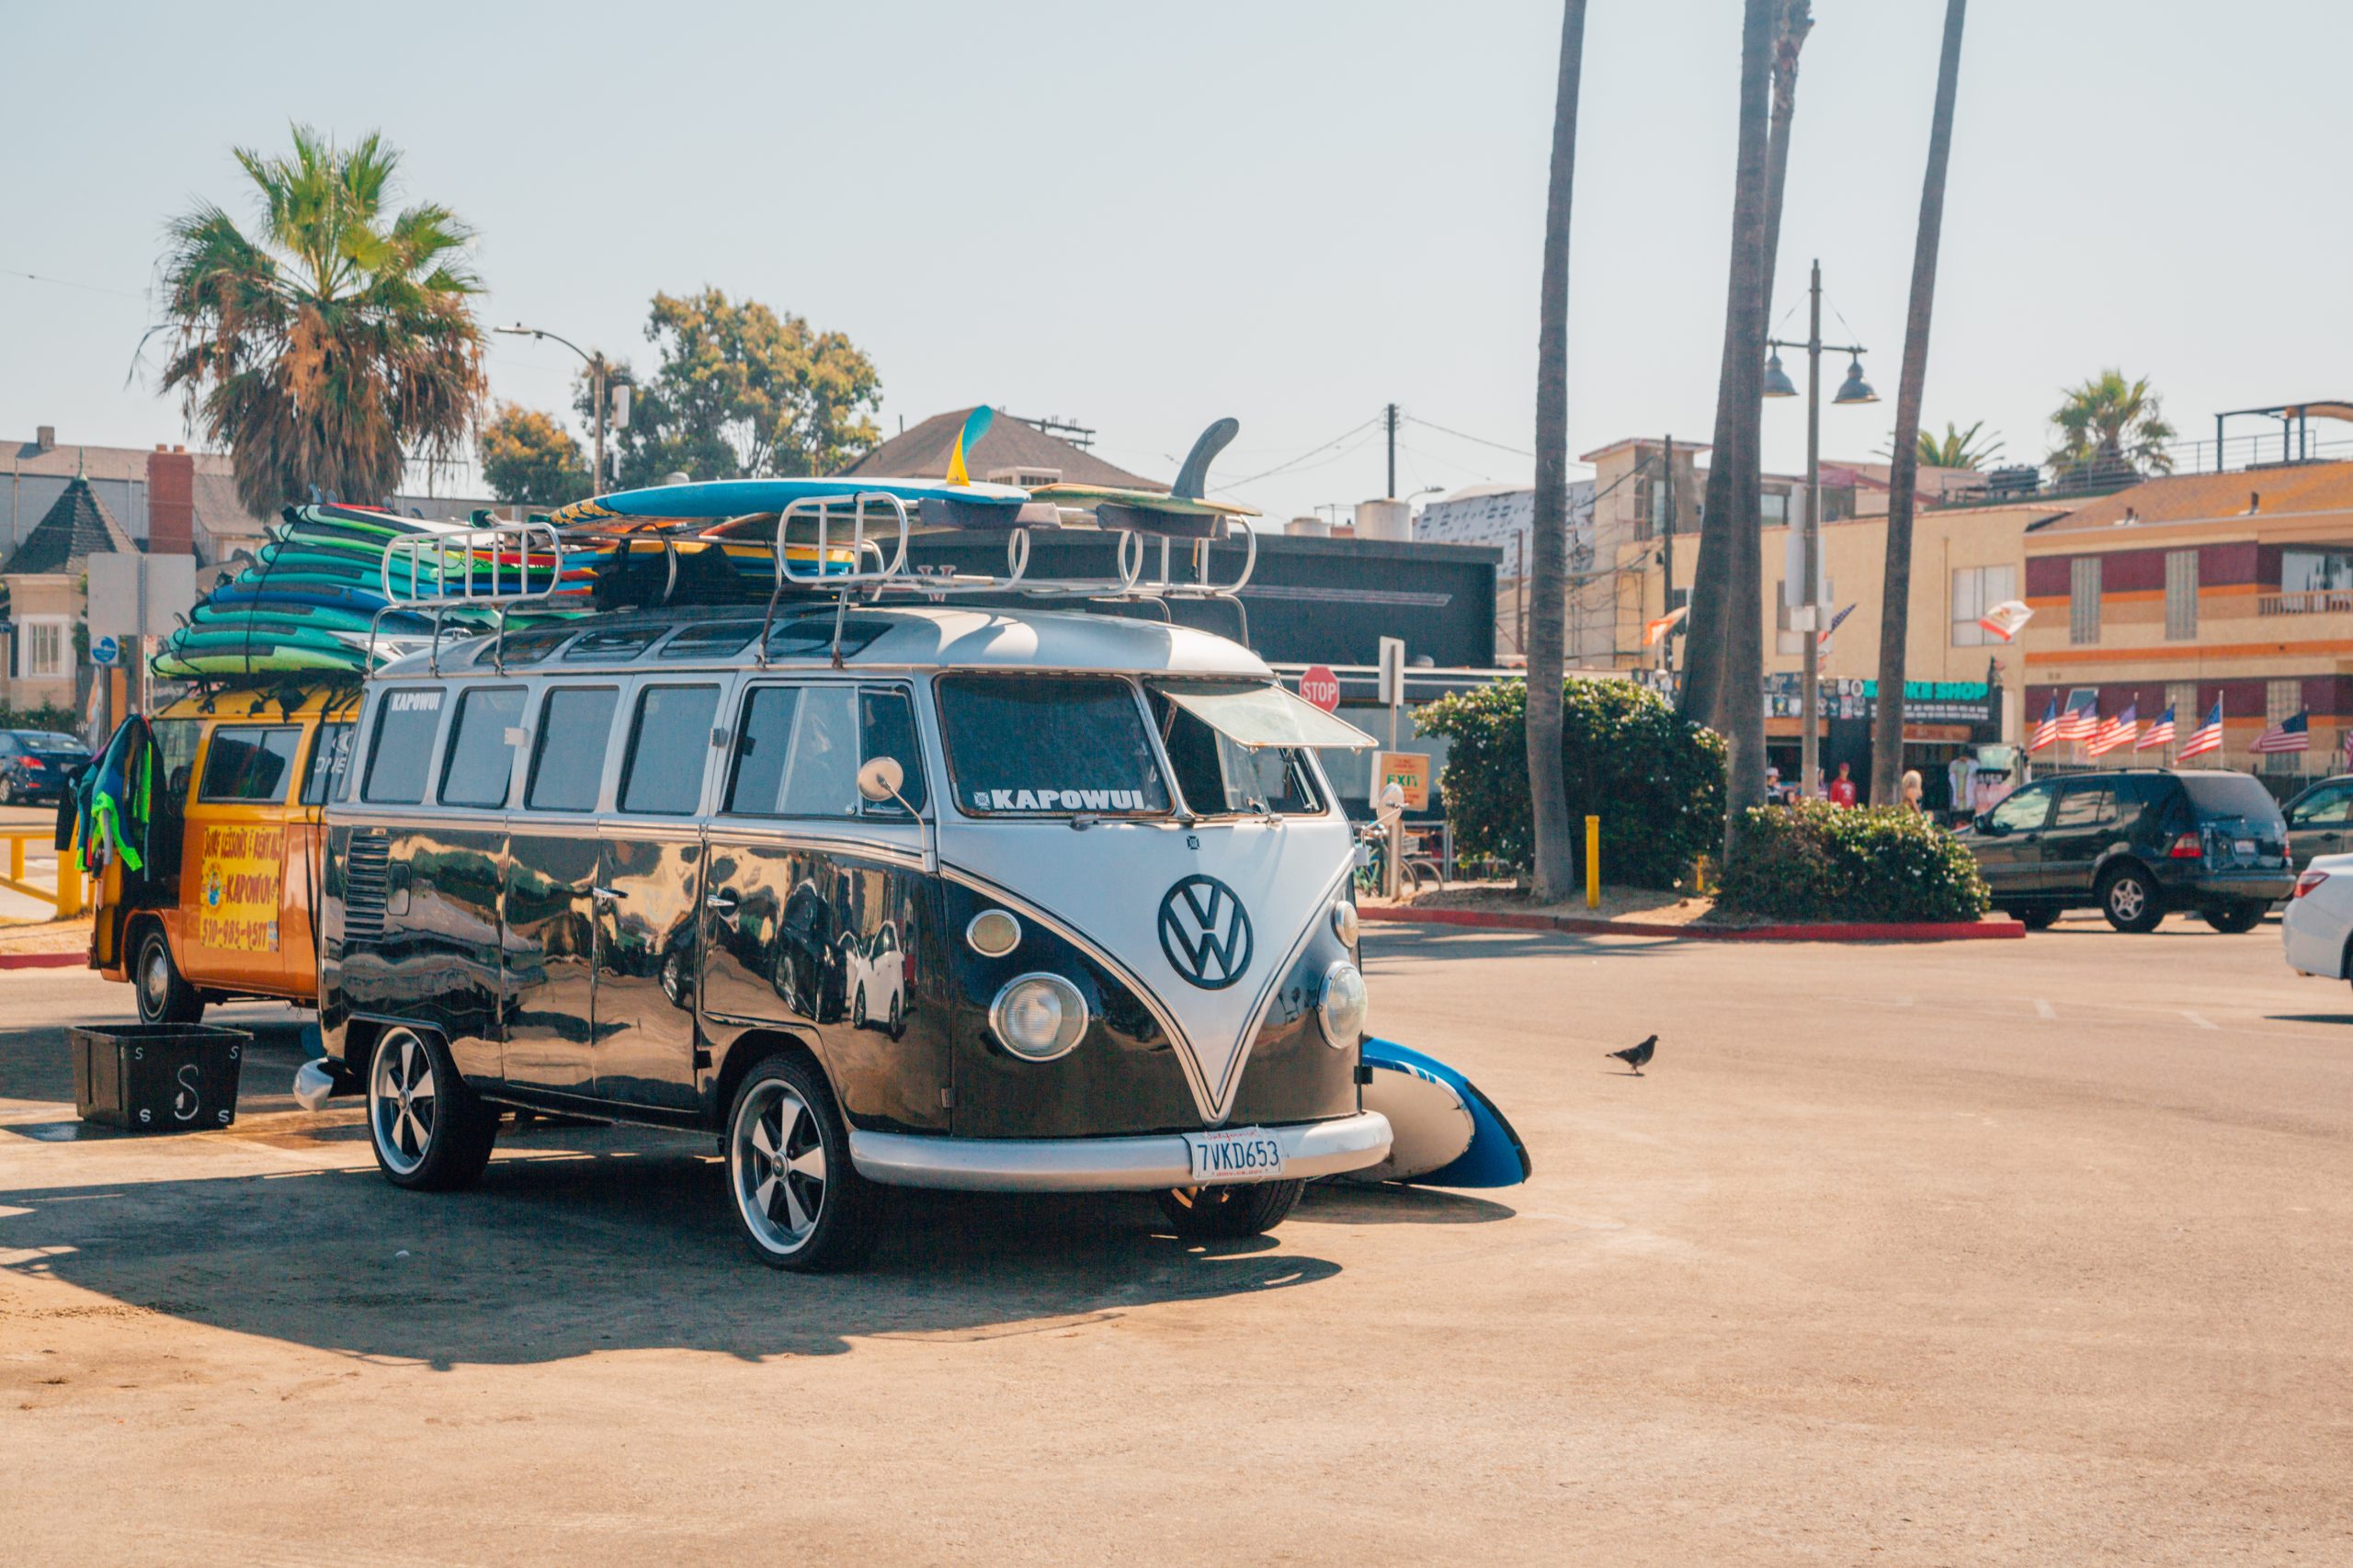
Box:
1298;665;1340;713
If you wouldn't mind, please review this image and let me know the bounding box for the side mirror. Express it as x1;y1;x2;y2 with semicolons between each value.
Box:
1973;813;1997;835
857;756;910;811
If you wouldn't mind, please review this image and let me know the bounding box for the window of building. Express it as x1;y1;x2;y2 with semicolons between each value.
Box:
2164;550;2199;640
2166;681;2199;731
1950;564;2018;647
2281;548;2353;595
362;688;445;804
2265;678;2303;775
17;619;69;680
199;726;303;803
526;686;619;812
620;685;721;815
439;687;526;807
2069;557;2102;644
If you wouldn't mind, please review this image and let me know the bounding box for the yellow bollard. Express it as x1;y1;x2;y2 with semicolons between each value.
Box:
8;835;21;884
1585;814;1601;910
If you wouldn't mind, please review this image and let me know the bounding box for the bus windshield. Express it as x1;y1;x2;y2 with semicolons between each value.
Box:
936;674;1170;816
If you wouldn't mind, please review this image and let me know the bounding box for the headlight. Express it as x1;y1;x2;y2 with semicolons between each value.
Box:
966;908;1022;958
1330;897;1358;948
1319;960;1368;1048
989;972;1088;1061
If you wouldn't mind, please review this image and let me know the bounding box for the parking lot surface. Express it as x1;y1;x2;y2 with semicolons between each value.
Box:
4;917;2348;1565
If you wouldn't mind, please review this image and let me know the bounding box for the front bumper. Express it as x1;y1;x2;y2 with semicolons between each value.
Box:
848;1110;1393;1193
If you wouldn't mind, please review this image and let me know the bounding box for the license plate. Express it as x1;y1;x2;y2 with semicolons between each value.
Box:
1183;1126;1287;1184
2234;839;2256;858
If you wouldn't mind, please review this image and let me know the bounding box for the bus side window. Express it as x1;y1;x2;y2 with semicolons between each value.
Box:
199;726;304;804
363;689;446;805
620;685;721;815
301;723;354;807
858;688;927;815
527;687;620;812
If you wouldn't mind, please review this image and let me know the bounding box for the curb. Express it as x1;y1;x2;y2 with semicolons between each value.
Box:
0;951;89;970
1361;905;2025;943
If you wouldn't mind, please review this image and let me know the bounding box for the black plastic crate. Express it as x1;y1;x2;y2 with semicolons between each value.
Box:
71;1024;251;1132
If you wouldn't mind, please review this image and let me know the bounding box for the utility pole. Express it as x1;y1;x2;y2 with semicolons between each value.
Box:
1659;434;1676;674
1385;403;1399;498
1801;263;1824;799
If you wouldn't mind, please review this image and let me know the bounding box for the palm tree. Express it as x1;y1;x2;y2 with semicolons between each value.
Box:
2048;369;2176;483
1680;0;1809;735
152;125;487;516
1895;420;2003;470
1870;0;1969;806
1525;0;1589;904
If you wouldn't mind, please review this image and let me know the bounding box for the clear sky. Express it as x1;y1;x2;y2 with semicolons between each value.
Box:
5;1;2348;522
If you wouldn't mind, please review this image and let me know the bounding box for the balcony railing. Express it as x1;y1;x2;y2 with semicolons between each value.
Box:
2257;589;2353;616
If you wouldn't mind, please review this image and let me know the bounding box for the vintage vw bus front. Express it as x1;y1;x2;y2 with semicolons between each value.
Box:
844;649;1392;1232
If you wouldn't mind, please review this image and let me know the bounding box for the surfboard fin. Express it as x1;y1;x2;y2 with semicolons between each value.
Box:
1172;417;1240;501
944;405;995;487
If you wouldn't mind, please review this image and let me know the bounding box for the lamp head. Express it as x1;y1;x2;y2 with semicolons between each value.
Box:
1762;351;1799;399
1834;356;1879;404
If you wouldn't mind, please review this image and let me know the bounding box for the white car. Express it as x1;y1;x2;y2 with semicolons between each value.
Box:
2281;852;2353;981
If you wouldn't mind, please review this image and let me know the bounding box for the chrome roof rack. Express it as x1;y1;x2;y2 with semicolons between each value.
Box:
373;520;568;675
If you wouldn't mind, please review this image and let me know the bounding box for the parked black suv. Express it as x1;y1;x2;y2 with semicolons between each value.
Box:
1964;768;2292;932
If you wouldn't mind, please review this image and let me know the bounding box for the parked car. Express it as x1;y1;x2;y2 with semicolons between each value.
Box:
2281;851;2353;983
2279;775;2353;870
1963;767;2292;932
0;729;92;807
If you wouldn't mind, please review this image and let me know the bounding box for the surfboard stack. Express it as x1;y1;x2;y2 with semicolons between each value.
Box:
153;504;585;681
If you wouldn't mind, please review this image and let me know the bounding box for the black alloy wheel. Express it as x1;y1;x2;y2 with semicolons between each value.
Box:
1155;1179;1306;1240
367;1027;499;1191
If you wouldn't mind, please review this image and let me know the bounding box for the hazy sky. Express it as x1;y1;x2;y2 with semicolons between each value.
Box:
6;2;2348;522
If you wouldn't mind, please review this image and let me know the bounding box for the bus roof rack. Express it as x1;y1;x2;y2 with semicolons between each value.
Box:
374;519;572;675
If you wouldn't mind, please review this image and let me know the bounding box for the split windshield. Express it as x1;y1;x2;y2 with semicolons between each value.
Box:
936;674;1170;816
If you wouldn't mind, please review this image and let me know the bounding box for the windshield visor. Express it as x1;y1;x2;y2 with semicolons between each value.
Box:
1150;681;1376;750
938;674;1171;816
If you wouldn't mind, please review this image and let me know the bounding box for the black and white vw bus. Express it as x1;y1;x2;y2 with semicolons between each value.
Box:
319;591;1392;1269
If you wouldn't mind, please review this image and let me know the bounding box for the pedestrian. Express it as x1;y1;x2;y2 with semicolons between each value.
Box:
1765;765;1783;804
1901;768;1925;812
1828;760;1859;807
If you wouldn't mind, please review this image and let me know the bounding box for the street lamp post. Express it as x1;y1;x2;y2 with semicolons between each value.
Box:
494;323;617;494
1764;258;1876;799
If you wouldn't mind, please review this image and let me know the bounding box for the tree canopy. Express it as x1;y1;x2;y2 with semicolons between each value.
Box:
151;124;486;513
597;289;882;486
479;403;593;507
1908;419;2003;471
2048;369;2176;482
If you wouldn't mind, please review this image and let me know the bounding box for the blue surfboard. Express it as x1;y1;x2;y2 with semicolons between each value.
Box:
1352;1037;1531;1188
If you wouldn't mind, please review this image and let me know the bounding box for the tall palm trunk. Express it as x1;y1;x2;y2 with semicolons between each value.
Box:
1679;1;1809;734
1870;0;1969;804
1708;0;1780;857
1525;0;1588;903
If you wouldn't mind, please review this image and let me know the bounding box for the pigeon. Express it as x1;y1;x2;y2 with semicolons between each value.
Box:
1608;1035;1657;1074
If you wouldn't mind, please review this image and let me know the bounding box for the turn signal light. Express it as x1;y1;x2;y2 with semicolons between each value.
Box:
2294;869;2329;899
2167;832;2203;859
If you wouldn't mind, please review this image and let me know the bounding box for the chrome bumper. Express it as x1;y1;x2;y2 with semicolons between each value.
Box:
848;1111;1393;1193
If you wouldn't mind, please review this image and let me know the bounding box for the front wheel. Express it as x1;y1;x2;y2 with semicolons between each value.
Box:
725;1054;878;1272
2008;906;2060;931
133;926;203;1025
368;1027;497;1191
2099;866;2164;933
2202;901;2267;934
1155;1179;1306;1240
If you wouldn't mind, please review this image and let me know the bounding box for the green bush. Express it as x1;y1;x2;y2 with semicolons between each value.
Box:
1715;801;1991;923
1413;678;1725;890
0;702;83;737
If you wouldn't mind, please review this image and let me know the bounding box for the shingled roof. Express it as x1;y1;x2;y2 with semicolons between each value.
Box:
839;406;1164;491
3;474;138;575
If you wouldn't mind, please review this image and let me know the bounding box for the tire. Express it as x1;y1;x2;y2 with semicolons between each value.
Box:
2008;906;2060;931
133;925;204;1025
0;775;14;806
852;984;868;1029
2202;901;2266;934
1154;1178;1307;1240
2098;865;2164;933
888;991;904;1040
725;1053;878;1272
367;1027;498;1191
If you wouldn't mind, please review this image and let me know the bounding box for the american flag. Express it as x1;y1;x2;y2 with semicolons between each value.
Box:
1816;603;1857;646
2029;696;2063;752
2088;703;2139;756
2178;699;2225;760
2057;690;2101;741
2136;704;2176;750
2252;710;2311;754
2343;727;2353;770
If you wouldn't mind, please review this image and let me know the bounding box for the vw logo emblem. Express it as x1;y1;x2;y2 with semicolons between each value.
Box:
1157;874;1254;990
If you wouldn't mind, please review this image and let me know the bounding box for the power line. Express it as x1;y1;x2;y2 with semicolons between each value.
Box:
2;267;148;303
1400;413;1538;460
1218;415;1383;487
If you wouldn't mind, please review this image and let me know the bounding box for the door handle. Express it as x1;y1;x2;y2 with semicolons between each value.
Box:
705;892;737;914
592;886;626;903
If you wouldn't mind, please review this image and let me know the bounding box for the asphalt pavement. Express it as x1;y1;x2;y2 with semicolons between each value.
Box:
2;915;2347;1565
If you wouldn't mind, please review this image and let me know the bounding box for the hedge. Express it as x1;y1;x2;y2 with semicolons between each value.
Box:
0;703;82;736
1714;801;1991;924
1412;678;1725;890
